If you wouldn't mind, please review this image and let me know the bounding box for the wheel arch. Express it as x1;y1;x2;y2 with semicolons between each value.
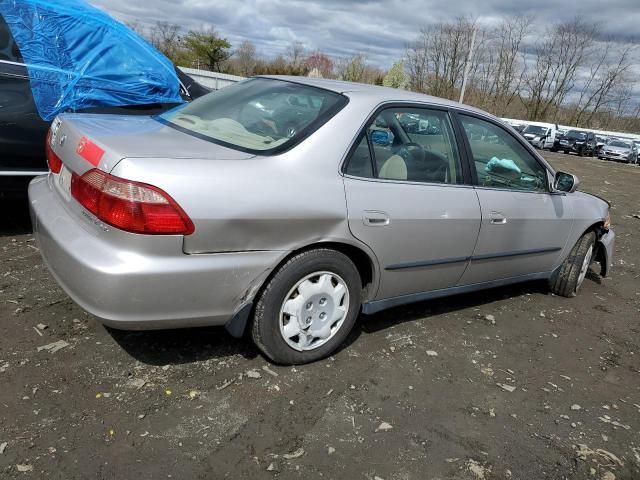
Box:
225;239;380;338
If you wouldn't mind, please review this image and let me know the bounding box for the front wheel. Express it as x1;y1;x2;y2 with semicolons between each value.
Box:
251;249;362;364
549;231;596;297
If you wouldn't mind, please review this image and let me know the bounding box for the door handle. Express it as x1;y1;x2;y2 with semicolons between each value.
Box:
363;210;390;227
489;211;507;225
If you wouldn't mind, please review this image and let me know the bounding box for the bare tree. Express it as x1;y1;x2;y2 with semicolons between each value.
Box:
522;18;597;121
405;17;479;100
570;44;635;127
235;40;257;76
286;41;306;68
149;21;183;62
405;32;430;92
485;15;532;115
304;50;334;78
336;53;368;82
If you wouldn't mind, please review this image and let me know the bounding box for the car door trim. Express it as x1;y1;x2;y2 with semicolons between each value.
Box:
386;255;471;271
471;246;562;262
384;247;561;272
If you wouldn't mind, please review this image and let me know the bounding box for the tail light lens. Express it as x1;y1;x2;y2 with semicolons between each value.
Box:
46;129;63;174
71;169;194;235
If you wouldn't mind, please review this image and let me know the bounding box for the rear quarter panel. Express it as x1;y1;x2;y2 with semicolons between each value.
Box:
110;97;378;257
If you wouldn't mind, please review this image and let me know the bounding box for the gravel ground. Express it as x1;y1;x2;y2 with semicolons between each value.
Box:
1;152;639;480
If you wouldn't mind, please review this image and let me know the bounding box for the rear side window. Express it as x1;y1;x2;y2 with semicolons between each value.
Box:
0;15;23;63
460;115;548;192
345;106;462;185
160;78;347;155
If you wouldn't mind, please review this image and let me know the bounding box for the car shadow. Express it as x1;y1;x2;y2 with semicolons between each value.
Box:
0;197;33;237
354;280;549;336
108;280;552;366
106;325;260;366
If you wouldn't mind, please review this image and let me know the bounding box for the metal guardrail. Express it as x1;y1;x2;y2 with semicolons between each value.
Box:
179;67;245;90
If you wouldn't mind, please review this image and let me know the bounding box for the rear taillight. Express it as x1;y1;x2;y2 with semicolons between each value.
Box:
70;169;194;235
46;129;63;174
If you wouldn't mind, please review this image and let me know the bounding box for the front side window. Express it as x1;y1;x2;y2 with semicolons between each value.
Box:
460;115;548;192
345;107;462;185
159;78;347;154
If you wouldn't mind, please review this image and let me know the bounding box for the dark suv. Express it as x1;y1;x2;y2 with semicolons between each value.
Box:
552;129;597;157
0;15;208;196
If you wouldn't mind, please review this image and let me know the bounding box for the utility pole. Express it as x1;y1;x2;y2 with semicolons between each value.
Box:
459;26;477;104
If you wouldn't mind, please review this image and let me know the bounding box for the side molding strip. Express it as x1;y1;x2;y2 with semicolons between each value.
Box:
385;247;562;271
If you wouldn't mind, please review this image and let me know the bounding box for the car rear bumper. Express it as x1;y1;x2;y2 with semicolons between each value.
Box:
29;175;281;330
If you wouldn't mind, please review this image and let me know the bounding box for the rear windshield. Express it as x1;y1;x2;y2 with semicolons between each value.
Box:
158;78;347;155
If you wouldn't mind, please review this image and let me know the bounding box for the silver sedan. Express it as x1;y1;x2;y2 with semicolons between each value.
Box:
30;76;615;364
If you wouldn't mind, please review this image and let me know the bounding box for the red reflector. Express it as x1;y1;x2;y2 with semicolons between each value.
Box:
46;129;62;174
76;137;105;166
70;169;194;235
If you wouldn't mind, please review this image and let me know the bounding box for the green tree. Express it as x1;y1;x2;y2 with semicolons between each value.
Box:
383;60;407;89
183;28;232;71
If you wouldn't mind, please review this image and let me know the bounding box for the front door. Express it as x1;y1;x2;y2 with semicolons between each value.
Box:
456;113;574;285
343;106;481;300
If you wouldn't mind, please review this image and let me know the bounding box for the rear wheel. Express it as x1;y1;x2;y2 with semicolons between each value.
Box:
549;231;596;297
251;249;362;364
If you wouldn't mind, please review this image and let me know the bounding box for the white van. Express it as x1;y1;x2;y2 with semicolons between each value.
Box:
521;121;558;150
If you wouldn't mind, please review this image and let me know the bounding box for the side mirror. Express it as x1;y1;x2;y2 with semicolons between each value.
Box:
370;129;394;147
554;171;580;193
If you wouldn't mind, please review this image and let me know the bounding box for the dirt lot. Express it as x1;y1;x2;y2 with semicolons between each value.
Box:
1;152;639;480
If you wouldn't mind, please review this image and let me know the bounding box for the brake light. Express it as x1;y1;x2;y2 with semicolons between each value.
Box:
46;129;63;174
70;169;194;235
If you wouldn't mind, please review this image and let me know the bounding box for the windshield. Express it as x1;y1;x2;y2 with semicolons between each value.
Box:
523;125;548;135
566;130;586;140
159;78;347;154
608;140;631;148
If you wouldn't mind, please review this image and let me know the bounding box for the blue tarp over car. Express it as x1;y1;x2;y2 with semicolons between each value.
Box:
0;0;183;121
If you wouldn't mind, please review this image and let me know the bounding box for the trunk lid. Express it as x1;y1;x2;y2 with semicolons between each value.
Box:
50;113;254;175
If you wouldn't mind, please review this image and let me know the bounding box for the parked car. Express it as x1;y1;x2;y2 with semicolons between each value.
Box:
0;13;209;196
29;76;615;364
552;130;598;156
520;122;558;149
595;135;608;154
598;139;638;164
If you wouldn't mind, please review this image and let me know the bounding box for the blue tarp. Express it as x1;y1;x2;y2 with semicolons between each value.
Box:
0;0;183;121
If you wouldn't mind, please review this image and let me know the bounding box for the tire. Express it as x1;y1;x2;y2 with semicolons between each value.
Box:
251;249;362;364
564;150;569;155
549;231;596;298
578;148;584;157
550;147;558;153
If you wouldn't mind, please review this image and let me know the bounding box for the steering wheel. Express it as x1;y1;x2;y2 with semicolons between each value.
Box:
396;142;427;164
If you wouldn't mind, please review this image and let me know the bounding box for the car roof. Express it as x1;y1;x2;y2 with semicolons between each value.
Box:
259;75;493;118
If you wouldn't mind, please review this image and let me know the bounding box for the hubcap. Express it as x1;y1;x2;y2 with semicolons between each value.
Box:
279;271;350;351
576;245;593;291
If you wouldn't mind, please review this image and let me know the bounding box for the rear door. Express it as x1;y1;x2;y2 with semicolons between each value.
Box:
455;112;573;285
343;105;481;300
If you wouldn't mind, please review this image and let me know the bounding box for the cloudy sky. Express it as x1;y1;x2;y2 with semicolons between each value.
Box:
90;0;640;68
